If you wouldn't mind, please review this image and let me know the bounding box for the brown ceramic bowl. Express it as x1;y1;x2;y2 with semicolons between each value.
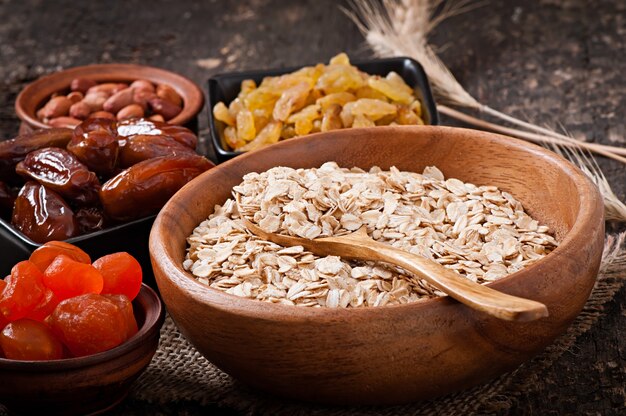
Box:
149;126;604;405
0;283;164;416
15;63;204;131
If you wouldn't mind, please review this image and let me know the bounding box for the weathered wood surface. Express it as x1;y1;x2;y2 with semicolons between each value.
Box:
0;0;623;414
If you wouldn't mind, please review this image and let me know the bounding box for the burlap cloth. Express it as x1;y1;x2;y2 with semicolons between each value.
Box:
129;233;626;415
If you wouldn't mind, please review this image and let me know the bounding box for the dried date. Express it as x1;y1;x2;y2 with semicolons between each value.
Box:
118;134;196;168
100;155;213;221
116;119;197;149
12;182;78;243
0;128;73;183
16;148;100;206
67;118;119;176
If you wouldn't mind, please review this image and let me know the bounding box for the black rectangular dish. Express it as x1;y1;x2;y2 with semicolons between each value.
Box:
207;56;439;162
0;215;156;285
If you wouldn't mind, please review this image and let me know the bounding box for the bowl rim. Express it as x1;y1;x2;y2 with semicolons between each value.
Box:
15;63;204;129
0;283;164;371
150;125;603;320
206;56;439;160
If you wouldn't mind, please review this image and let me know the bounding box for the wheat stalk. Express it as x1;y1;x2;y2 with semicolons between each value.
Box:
344;0;626;222
549;142;626;222
344;0;626;164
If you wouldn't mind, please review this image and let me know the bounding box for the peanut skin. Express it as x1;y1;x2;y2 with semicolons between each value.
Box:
156;84;182;107
147;114;165;122
40;96;72;119
103;88;135;114
130;79;155;92
132;89;156;110
86;83;127;97
70;78;97;94
116;104;144;120
69;101;92;120
67;91;84;103
148;97;182;120
82;93;108;112
90;111;116;120
47;116;82;128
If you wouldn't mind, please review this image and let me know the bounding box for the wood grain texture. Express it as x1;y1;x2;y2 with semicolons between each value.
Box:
241;218;548;322
150;126;604;405
0;284;165;416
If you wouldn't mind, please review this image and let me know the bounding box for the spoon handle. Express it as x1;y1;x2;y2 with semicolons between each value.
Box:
330;230;548;322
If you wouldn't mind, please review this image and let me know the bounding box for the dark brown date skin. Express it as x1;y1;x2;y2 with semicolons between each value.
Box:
75;206;105;234
67;118;119;176
118;135;196;168
0;128;73;183
15;148;101;206
11;182;78;243
0;181;16;217
100;154;214;221
116;119;197;149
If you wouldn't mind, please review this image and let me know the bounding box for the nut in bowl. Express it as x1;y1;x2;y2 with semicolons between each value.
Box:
15;63;204;133
207;54;438;161
150;126;604;405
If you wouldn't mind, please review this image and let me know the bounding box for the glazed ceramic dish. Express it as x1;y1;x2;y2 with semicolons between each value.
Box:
149;126;604;405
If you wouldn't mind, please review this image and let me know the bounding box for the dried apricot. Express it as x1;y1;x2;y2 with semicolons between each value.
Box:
25;288;59;322
93;252;142;301
29;241;91;272
47;294;128;357
103;294;138;340
0;319;64;360
0;261;46;322
43;254;103;301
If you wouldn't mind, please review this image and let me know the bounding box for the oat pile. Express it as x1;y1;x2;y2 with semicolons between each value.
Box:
184;162;558;308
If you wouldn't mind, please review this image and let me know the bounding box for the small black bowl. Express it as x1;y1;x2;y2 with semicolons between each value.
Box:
0;215;156;287
207;57;439;163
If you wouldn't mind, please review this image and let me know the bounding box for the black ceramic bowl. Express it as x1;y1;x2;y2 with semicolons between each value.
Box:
207;56;439;162
0;283;164;416
0;215;155;286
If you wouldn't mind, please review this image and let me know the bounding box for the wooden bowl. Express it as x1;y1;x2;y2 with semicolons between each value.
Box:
15;63;204;131
0;284;165;415
149;126;604;405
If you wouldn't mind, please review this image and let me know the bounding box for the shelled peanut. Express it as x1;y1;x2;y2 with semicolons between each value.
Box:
36;79;183;127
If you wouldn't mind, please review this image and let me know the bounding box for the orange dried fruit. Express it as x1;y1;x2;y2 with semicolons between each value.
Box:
0;261;46;322
43;254;103;301
0;319;64;360
47;294;128;357
29;241;91;273
93;252;142;301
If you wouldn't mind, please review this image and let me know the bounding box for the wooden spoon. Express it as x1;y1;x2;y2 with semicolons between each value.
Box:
239;215;548;322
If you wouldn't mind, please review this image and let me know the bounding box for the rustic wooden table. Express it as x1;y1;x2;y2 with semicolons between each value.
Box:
0;0;624;415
